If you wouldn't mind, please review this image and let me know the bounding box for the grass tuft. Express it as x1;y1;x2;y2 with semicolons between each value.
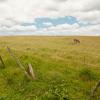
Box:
79;67;96;81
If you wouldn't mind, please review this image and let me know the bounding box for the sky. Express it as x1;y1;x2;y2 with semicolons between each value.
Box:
0;0;100;36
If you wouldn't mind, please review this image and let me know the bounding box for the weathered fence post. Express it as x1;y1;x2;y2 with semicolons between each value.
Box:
27;63;35;80
90;80;100;100
7;47;35;80
0;55;5;68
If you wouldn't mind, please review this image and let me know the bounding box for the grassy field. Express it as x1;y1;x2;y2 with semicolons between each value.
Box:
0;36;100;100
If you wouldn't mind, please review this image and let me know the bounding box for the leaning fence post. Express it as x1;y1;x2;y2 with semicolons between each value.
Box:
90;80;100;100
0;55;5;68
27;63;35;80
7;47;32;80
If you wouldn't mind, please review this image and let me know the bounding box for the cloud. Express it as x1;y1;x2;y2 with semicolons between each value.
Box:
0;23;100;36
0;0;100;35
54;0;68;3
48;23;79;31
40;23;100;36
46;7;59;12
0;0;7;2
83;0;100;11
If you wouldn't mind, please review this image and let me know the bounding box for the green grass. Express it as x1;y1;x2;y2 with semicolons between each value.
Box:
0;36;100;100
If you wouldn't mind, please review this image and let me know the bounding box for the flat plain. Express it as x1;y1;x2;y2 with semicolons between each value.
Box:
0;36;100;100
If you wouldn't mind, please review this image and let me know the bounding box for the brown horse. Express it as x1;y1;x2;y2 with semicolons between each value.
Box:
73;39;80;44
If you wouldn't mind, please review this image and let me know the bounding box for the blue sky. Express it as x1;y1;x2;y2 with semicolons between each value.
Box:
22;16;79;29
0;0;100;36
22;15;92;31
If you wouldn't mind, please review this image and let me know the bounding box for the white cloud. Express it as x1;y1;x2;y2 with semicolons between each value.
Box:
0;0;100;35
49;23;79;30
1;0;100;21
37;23;100;36
0;23;100;36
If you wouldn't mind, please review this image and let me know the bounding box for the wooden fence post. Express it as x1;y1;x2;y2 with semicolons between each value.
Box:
7;47;34;80
0;55;5;68
90;80;100;100
27;63;35;80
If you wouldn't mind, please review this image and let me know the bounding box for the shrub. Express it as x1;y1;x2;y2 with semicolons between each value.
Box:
79;68;96;81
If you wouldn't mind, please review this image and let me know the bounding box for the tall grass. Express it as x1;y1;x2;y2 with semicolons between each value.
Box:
0;36;100;100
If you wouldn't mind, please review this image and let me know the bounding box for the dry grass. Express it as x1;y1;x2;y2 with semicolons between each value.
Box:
0;36;100;100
